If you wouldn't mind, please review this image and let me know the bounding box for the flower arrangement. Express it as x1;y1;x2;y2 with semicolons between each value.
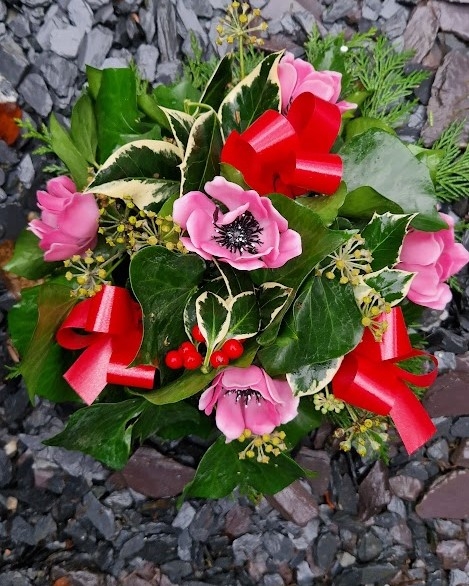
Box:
6;2;469;499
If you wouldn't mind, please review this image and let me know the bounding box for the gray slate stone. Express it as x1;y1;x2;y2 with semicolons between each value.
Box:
0;1;6;22
78;25;114;71
8;14;31;39
156;0;179;61
18;73;52;116
0;75;18;103
82;492;116;540
38;53;78;96
36;5;69;52
50;25;86;59
0;36;29;87
404;3;440;63
0;450;12;487
67;0;94;32
135;44;159;82
139;5;156;43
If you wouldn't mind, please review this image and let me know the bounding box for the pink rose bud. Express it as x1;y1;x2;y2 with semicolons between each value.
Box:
28;176;100;262
278;51;357;115
199;365;299;440
173;176;302;271
397;212;469;310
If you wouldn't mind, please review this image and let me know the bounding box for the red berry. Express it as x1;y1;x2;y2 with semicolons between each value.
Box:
165;350;183;369
179;341;197;356
191;324;205;343
184;352;203;370
210;351;229;368
221;339;244;360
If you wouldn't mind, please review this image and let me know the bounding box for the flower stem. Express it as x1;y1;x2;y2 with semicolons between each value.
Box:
238;38;245;79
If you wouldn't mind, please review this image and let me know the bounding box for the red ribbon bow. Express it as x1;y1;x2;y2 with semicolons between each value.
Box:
56;285;156;405
332;307;438;454
221;92;343;198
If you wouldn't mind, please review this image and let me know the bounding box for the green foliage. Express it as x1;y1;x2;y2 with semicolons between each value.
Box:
15;117;54;155
305;27;428;127
431;121;469;202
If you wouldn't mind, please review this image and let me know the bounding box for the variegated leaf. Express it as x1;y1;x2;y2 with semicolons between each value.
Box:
258;282;293;331
361;268;415;305
196;291;231;353
225;291;260;340
159;107;195;151
287;358;343;397
87;177;180;209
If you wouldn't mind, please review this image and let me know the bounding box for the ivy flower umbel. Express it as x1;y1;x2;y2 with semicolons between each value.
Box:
216;2;268;77
313;389;345;414
358;288;391;341
334;417;389;458
237;429;288;463
318;234;373;285
64;250;117;298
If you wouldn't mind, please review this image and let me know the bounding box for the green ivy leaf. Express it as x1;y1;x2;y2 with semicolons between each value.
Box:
219;52;282;137
95;68;143;162
363;268;415;304
86;65;102;99
180;110;223;195
252;194;350;290
344;116;396;141
258;275;363;376
361;212;414;270
8;282;78;402
183;435;306;499
87;139;182;209
152;79;200;111
286;358;343;397
340;129;447;231
45;399;146;469
49;114;89;190
3;229;60;279
129;246;206;382
297;183;348;226
70;92;98;167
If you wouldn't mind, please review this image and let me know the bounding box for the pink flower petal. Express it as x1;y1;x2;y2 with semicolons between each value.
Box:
46;176;76;198
215;393;247;440
243;399;280;436
400;231;443;265
173;191;216;229
59;194;99;240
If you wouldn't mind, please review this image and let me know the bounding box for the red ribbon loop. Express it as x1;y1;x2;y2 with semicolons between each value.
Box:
221;93;343;198
56;285;156;405
332;307;438;454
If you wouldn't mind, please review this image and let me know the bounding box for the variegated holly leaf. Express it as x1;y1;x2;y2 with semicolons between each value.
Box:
258;282;293;331
287;358;343;397
361;212;415;271
199;54;233;111
196;291;231;355
362;268;415;305
87;140;182;209
158;107;195;151
180;110;224;195
225;291;260;340
183;279;228;342
219;51;283;138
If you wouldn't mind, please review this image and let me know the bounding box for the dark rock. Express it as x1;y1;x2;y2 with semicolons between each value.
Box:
10;515;36;545
139;534;178;564
0;1;6;22
266;480;319;526
452;417;469;438
295;448;331;497
436;540;468;569
139;6;156;44
390;521;413;548
82;492;116;540
77;26;114;71
17;155;35;189
0;75;18;103
436;0;469;42
358;461;391;520
421;51;469;146
451;438;469;467
382;8;408;39
357;531;383;562
120;446;195;498
263;532;295;563
427;438;450;461
18;73;52;117
224;504;252;539
176;0;207;40
423;371;469;417
389;474;424;501
417;470;469;519
156;0;179;61
403;3;440;63
33;514;57;544
0;36;29;87
8;14;31;39
189;503;216;542
434;519;463;539
315;532;340;569
38;53;78;96
135;44;159;82
161;560;193;583
155;61;183;84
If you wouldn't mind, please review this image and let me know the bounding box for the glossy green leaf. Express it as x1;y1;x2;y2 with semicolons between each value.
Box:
152;79;200;111
258;275;363;376
199;54;233;110
86;65;102;100
183;435;306;499
49;114;89;190
87;139;182;209
252;194;350;290
45;399;146;469
180;110;223;195
8;282;77;402
297;183;347;226
219;52;282;137
363;268;415;304
129;246;206;382
4;229;60;279
361;212;414;270
226;291;260;339
286;358;342;396
95;68;143;162
340;129;446;231
220;162;250;189
70;92;98;167
159;107;194;150
258;282;293;330
344;116;396;141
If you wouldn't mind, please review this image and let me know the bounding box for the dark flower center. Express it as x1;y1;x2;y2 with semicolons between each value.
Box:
213;210;263;254
224;388;263;406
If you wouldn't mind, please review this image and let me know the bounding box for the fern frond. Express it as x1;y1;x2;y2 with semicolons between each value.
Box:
432;121;469;202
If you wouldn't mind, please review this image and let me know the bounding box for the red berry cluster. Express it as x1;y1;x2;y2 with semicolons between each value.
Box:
164;325;244;371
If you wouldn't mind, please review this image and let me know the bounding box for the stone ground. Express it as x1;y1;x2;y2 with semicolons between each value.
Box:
1;0;469;585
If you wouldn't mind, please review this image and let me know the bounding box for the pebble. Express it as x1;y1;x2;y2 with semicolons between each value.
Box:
18;72;52;116
77;25;114;71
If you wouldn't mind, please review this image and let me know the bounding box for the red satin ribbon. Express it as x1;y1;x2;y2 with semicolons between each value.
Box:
56;285;156;405
221;93;343;198
332;307;438;454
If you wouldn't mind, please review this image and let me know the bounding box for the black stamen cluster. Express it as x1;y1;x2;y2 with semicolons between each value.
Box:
213;211;263;254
